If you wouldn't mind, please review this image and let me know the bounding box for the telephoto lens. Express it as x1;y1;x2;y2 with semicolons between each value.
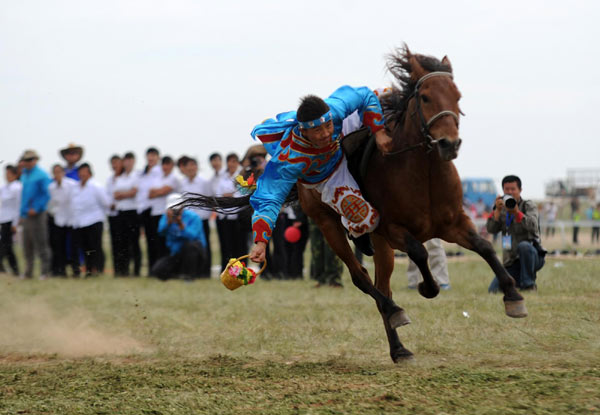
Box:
503;194;517;209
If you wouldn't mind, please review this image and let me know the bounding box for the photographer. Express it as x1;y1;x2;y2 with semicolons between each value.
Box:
151;194;207;281
487;175;546;293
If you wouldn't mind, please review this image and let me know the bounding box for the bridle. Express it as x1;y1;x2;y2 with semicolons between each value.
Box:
384;71;461;156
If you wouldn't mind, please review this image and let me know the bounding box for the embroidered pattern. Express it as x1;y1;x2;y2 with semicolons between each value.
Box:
277;146;336;177
331;185;362;206
363;110;384;133
252;218;272;244
257;131;285;144
340;194;369;223
329;184;379;237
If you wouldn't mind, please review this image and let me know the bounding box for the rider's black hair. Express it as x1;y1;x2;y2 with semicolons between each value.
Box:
297;95;330;123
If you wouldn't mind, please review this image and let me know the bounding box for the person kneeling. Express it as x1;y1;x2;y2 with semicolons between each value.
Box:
487;175;546;293
151;194;207;281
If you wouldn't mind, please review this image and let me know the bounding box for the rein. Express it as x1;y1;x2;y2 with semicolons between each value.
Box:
384;71;459;156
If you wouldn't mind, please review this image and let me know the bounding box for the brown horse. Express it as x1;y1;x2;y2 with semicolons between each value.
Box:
297;46;527;362
181;46;527;363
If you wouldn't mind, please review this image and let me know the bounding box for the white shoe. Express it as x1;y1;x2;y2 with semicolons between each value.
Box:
39;274;48;281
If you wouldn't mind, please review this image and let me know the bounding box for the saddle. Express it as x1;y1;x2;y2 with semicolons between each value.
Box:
341;127;376;198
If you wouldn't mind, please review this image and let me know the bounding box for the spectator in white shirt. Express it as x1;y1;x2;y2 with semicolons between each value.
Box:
71;163;109;277
180;156;213;278
48;164;78;277
148;156;181;266
176;155;190;175
137;147;162;272
215;153;248;270
106;154;123;277
209;153;226;198
208;153;225;270
0;165;22;276
113;152;141;277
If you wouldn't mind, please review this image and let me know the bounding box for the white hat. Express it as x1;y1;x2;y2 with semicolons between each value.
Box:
166;193;183;210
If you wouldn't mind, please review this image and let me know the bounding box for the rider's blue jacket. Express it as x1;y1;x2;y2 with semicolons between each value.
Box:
250;85;384;244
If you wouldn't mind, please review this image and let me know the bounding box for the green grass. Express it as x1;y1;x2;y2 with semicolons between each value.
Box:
0;256;599;414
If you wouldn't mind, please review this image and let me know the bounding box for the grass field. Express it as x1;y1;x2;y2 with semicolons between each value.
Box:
0;254;599;414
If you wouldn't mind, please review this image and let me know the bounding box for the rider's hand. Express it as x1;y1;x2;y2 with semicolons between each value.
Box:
375;130;394;154
249;241;267;264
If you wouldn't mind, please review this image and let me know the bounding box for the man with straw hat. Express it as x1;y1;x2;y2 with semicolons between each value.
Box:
60;143;84;181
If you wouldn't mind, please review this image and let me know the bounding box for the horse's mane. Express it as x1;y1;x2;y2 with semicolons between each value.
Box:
380;45;452;126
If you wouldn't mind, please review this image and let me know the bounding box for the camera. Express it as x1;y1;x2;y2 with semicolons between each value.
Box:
502;194;517;209
170;207;182;218
249;156;260;169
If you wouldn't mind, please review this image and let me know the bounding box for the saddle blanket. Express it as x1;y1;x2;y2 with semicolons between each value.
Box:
304;156;379;237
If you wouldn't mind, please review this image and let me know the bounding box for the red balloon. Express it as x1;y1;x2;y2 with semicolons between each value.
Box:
284;226;301;243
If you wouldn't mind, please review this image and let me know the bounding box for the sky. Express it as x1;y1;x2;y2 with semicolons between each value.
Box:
1;0;599;198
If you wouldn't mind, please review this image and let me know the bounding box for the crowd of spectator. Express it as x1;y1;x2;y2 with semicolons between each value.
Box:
0;144;333;283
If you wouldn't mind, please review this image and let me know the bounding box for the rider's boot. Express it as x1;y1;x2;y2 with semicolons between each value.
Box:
350;233;375;256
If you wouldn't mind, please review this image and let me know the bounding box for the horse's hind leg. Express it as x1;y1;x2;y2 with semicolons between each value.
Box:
443;214;527;318
372;233;414;362
310;209;405;326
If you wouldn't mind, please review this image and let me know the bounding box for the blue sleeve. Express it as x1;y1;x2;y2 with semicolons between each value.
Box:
250;160;300;244
326;85;385;133
181;211;206;247
157;214;168;235
250;111;297;157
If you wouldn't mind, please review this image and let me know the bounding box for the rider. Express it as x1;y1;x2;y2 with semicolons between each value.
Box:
248;85;394;264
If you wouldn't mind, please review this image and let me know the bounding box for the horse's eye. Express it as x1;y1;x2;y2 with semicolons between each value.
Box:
421;95;430;103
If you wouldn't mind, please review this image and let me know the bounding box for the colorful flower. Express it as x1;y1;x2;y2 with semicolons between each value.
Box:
229;265;241;277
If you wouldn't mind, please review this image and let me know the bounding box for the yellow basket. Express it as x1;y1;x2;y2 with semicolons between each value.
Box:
220;254;267;291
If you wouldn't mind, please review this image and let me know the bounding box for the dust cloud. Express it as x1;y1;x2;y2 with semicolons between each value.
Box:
0;300;146;357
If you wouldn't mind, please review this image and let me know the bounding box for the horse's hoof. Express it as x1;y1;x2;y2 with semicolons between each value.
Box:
504;299;528;318
391;348;415;363
418;282;439;299
389;309;411;329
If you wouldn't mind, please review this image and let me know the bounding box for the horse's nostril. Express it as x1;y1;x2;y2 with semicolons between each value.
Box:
438;139;452;149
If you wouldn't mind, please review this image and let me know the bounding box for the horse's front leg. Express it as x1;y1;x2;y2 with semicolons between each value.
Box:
382;225;440;299
371;232;413;362
442;214;527;318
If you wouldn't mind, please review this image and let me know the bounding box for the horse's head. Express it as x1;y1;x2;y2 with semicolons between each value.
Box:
383;47;463;161
408;54;462;161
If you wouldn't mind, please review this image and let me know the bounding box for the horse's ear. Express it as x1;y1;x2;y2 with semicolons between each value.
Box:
408;55;426;80
442;55;453;73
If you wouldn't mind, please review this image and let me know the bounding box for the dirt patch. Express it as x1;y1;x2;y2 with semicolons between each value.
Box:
0;300;146;357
